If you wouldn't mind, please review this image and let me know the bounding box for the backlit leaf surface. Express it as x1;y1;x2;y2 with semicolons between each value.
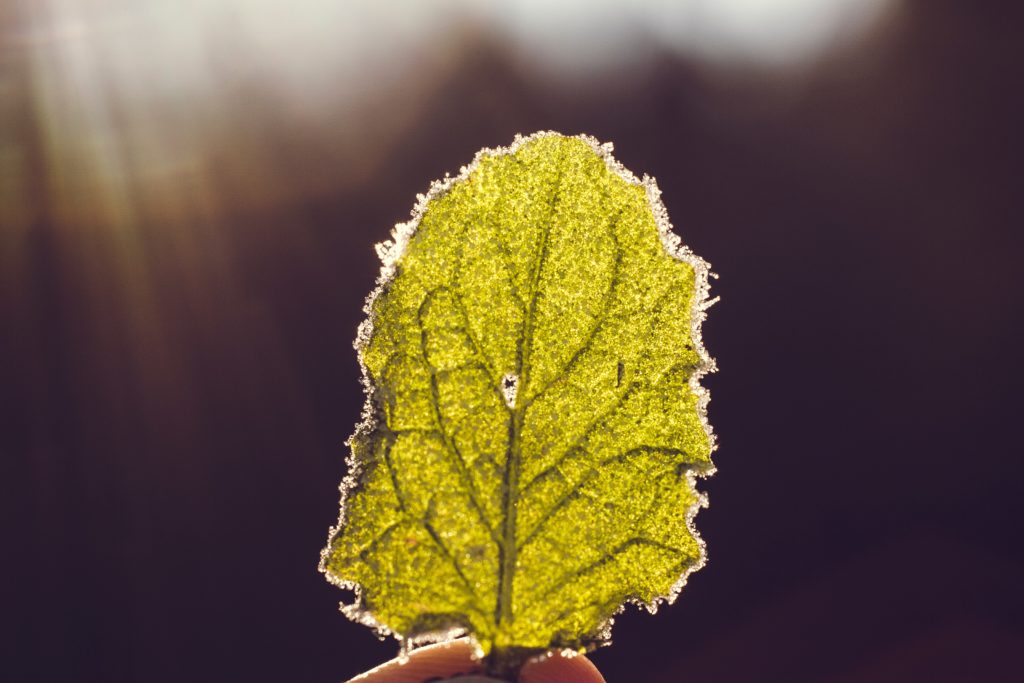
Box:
320;132;716;674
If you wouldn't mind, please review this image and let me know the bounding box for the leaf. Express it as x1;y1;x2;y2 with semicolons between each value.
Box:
320;132;716;677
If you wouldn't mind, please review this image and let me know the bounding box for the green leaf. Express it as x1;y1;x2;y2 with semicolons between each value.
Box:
320;132;716;676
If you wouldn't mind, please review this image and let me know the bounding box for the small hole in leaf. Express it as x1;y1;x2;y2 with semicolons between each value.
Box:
501;374;518;408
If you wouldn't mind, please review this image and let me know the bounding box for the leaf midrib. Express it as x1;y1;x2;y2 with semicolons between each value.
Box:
494;148;566;636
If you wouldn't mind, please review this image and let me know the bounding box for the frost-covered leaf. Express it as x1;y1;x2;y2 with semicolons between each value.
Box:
320;132;715;676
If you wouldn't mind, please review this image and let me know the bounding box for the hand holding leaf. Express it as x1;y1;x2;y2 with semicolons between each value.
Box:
321;132;716;680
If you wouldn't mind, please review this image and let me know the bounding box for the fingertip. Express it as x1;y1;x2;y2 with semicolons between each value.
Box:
348;638;482;683
519;650;606;683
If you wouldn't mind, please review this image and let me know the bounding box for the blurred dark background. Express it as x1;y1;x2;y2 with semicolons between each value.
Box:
2;0;1022;681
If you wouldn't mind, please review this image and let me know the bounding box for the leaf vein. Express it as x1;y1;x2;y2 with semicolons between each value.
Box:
416;300;501;544
519;446;695;550
536;537;685;602
521;210;625;410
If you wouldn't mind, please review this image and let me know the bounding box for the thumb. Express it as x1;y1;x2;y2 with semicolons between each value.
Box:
519;651;606;683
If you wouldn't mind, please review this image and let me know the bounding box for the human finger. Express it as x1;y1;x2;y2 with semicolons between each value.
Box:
348;639;482;683
518;651;606;683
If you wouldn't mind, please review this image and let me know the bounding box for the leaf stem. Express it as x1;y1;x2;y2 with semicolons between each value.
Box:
485;645;539;681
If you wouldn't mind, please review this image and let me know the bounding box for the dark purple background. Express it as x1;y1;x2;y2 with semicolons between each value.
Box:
3;1;1023;681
